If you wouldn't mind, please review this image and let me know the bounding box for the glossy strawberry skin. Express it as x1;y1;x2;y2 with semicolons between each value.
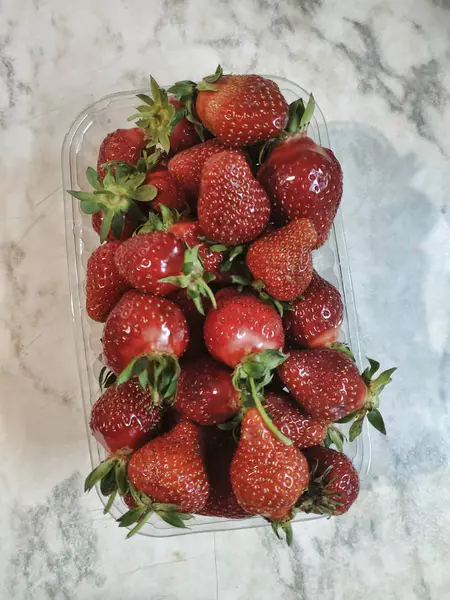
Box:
92;211;137;242
198;150;270;245
171;289;210;359
230;408;309;520
86;241;130;322
114;232;185;296
168;220;223;277
246;218;317;301
168;139;225;196
196;75;289;147
97;128;147;178
198;428;250;519
103;290;189;375
258;135;343;248
144;168;187;213
168;97;201;154
90;379;162;454
204;294;285;368
264;391;328;449
283;271;344;348
127;420;209;513
174;356;240;425
278;349;367;421
302;446;360;515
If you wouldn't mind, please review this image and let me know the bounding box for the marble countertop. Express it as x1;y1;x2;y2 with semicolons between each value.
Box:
1;0;450;598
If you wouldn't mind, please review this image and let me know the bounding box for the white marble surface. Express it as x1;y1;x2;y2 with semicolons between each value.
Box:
1;0;450;598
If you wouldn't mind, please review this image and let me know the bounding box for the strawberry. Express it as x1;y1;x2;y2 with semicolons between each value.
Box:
118;420;209;536
283;270;344;348
174;356;240;425
92;211;137;242
198;428;249;519
258;95;343;247
67;163;157;243
85;241;130;322
278;349;396;440
103;290;189;404
168;139;225;195
246;218;317;301
84;379;162;513
190;69;289;147
171;288;210;359
144;167;187;213
97;127;147;178
168;219;223;278
264;391;328;449
230;408;309;543
128;77;201;155
299;446;360;516
114;232;185;296
198;150;270;245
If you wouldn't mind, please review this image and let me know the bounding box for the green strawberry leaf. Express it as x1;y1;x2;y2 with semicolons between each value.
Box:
86;166;103;190
133;185;158;203
349;414;365;442
84;458;115;492
367;408;387;435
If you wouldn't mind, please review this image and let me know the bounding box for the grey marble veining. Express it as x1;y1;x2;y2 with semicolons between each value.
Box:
1;0;450;598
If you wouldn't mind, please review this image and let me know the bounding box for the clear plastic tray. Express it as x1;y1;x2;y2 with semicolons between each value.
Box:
62;76;371;537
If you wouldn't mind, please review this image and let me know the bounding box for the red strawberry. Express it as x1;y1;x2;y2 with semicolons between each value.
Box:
283;270;344;348
128;77;200;155
127;420;209;513
204;294;284;369
114;232;185;296
299;446;360;515
258;96;343;247
174;356;240;425
171;288;210;359
84;379;162;509
198;150;270;245
230;408;309;543
168;139;225;195
198;428;250;519
85;241;130;322
168;219;223;278
264;391;328;449
278;349;395;440
92;211;137;242
246;218;317;301
103;290;189;403
195;73;289;147
97;127;147;178
214;286;242;307
144;167;187;213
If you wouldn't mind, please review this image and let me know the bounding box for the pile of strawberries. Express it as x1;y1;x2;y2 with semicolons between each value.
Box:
69;67;395;544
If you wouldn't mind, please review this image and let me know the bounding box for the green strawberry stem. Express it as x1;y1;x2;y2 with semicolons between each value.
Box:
115;353;180;405
250;378;292;446
270;517;294;546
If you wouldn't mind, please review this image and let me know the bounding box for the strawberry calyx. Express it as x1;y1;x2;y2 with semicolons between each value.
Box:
67;163;157;242
84;455;130;514
231;273;295;317
297;460;344;516
270;511;296;546
160;245;217;315
335;358;396;441
117;485;193;538
232;349;292;445
323;424;346;453
115;353;181;406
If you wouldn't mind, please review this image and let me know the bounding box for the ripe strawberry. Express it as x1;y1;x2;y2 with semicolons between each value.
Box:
246;218;317;301
92;211;137;242
103;290;189;403
264;391;327;449
214;286;242;307
171;288;210;359
198;150;270;245
278;349;396;440
144;167;187;213
85;241;130;322
230;408;309;543
168;219;223;278
128;77;200;155
84;379;162;512
126;421;209;520
195;72;289;147
114;232;185;296
168;139;225;195
174;356;240;425
258;95;343;247
97;127;147;178
283;270;344;348
198;428;250;519
299;446;360;515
